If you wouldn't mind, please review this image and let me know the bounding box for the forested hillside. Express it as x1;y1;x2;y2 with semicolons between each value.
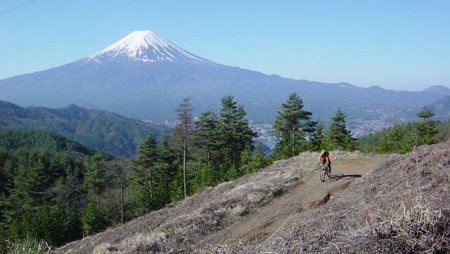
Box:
0;129;97;155
1;95;449;253
0;96;271;252
0;100;169;157
0;129;106;249
357;107;450;154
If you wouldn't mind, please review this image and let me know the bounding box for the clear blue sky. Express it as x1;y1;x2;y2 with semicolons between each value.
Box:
1;0;449;91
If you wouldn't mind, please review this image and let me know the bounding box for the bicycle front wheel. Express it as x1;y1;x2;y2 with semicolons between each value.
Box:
320;169;326;182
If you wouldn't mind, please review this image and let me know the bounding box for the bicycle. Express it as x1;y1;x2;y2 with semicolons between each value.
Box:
320;163;331;182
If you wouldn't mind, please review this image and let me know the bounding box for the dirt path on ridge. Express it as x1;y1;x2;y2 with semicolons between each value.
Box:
197;159;382;248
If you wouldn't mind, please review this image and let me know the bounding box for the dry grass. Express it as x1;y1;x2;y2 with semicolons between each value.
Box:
54;152;319;253
53;146;450;254
252;142;450;254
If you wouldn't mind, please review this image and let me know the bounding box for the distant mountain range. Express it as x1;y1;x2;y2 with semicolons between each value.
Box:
425;95;450;119
0;100;169;157
1;30;449;136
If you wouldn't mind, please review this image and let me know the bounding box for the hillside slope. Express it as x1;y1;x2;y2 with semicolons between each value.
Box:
54;142;450;253
0;129;97;156
196;158;381;249
262;142;450;254
0;100;168;157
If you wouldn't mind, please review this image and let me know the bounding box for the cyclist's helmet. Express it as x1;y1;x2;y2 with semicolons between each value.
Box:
321;150;327;155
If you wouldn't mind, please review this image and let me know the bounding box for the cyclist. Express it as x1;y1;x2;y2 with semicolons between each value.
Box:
318;149;331;171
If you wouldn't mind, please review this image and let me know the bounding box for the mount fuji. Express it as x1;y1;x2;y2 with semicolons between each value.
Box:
0;30;449;134
87;30;210;64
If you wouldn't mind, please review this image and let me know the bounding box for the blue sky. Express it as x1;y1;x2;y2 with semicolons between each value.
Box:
1;0;449;91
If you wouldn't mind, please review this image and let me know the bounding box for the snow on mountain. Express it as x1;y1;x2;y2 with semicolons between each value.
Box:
1;29;449;134
87;30;210;64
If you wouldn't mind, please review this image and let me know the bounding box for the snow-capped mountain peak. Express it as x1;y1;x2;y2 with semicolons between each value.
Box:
88;30;209;64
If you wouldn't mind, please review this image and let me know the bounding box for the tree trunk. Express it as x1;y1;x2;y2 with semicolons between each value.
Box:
183;141;187;198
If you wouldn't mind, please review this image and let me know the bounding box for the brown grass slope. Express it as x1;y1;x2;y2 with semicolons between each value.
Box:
250;142;450;254
54;142;449;253
53;152;320;253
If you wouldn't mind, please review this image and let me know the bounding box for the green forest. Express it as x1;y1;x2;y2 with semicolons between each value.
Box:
0;94;448;253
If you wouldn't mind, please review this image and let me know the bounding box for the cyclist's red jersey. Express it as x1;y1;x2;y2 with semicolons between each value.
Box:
318;153;330;165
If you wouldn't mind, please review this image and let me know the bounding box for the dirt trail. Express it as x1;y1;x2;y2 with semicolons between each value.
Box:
198;159;382;248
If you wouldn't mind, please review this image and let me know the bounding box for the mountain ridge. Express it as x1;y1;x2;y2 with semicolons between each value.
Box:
422;85;450;94
0;30;449;135
0;100;169;157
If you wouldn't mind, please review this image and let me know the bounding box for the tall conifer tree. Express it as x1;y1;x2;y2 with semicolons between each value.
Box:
83;153;106;211
217;96;257;175
173;97;194;198
133;134;158;214
415;106;438;145
273;92;312;158
324;108;355;151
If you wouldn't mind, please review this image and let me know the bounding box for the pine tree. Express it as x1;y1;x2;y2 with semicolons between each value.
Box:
377;124;414;153
194;111;219;164
415;106;438;145
106;159;132;224
273;92;312;158
324;108;355;151
81;199;108;236
308;119;325;151
83;153;106;211
217;96;257;176
153;135;178;205
133;134;158;214
173;97;194;198
81;153;109;235
239;144;268;174
192;111;221;188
